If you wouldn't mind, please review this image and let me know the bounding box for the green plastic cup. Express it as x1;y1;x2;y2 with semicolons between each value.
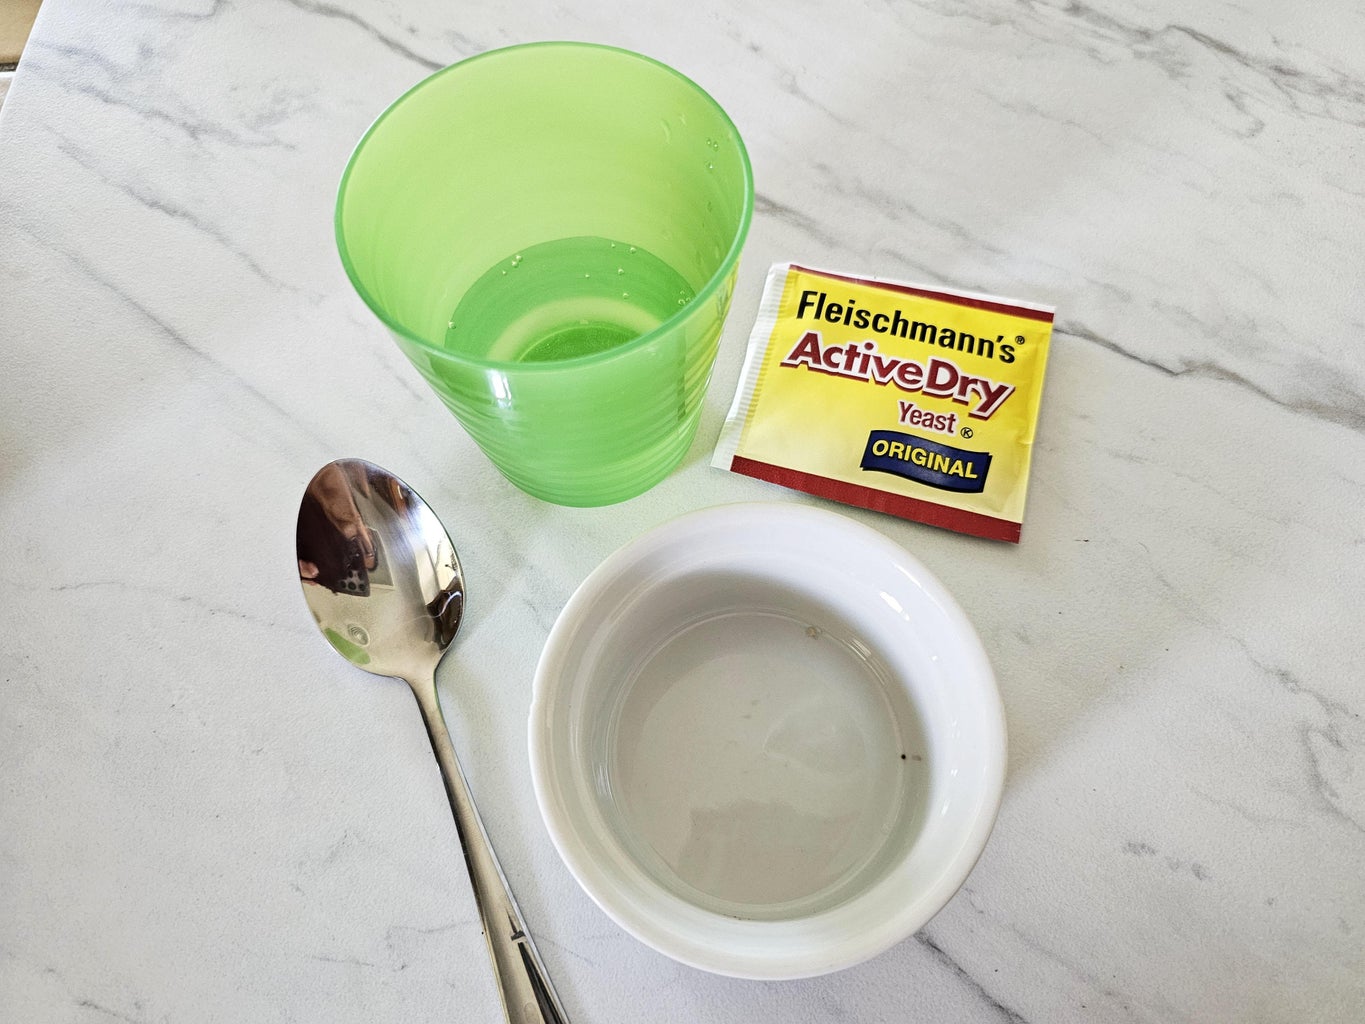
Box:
335;43;753;506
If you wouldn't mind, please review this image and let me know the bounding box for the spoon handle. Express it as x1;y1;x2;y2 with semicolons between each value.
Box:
409;676;571;1024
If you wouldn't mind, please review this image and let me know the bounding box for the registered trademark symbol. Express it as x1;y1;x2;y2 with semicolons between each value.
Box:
1015;335;1026;345
960;426;974;439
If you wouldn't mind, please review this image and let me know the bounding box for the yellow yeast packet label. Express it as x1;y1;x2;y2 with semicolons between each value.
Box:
713;263;1054;542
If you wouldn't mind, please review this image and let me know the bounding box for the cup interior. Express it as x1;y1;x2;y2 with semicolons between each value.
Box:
530;504;1006;979
335;42;752;358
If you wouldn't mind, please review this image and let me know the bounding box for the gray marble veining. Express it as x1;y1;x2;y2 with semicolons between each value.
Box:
1;0;1362;1022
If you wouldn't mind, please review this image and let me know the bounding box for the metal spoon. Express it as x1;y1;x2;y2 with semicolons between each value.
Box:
296;458;568;1024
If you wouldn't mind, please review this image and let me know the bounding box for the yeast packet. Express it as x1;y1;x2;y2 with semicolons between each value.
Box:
713;263;1054;542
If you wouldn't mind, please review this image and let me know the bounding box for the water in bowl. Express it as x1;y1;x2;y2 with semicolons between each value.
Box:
444;236;695;362
599;603;931;922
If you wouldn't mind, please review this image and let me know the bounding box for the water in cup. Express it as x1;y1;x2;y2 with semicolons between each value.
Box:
445;236;696;362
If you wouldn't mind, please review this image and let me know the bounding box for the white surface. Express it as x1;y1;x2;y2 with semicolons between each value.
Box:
529;503;1005;979
1;0;1362;1021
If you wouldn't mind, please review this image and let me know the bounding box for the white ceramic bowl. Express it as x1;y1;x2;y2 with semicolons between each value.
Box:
528;503;1005;979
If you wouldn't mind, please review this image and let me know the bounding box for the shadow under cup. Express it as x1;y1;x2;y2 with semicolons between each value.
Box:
335;43;754;506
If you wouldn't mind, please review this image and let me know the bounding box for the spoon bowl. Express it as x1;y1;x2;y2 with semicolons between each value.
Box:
297;459;567;1024
297;460;463;678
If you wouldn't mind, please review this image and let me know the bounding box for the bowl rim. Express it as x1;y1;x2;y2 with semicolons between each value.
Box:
528;501;1006;979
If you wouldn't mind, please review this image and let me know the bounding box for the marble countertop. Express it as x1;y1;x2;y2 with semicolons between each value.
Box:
2;1;1362;1021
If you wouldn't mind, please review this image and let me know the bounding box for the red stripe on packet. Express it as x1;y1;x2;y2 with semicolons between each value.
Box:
730;456;1023;543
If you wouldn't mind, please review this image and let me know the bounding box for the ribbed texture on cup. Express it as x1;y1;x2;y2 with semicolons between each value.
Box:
392;275;735;506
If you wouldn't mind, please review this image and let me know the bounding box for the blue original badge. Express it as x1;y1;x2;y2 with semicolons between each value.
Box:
860;430;992;493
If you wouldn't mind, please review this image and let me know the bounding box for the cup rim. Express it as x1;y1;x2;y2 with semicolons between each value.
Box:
528;502;1008;979
334;41;754;373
